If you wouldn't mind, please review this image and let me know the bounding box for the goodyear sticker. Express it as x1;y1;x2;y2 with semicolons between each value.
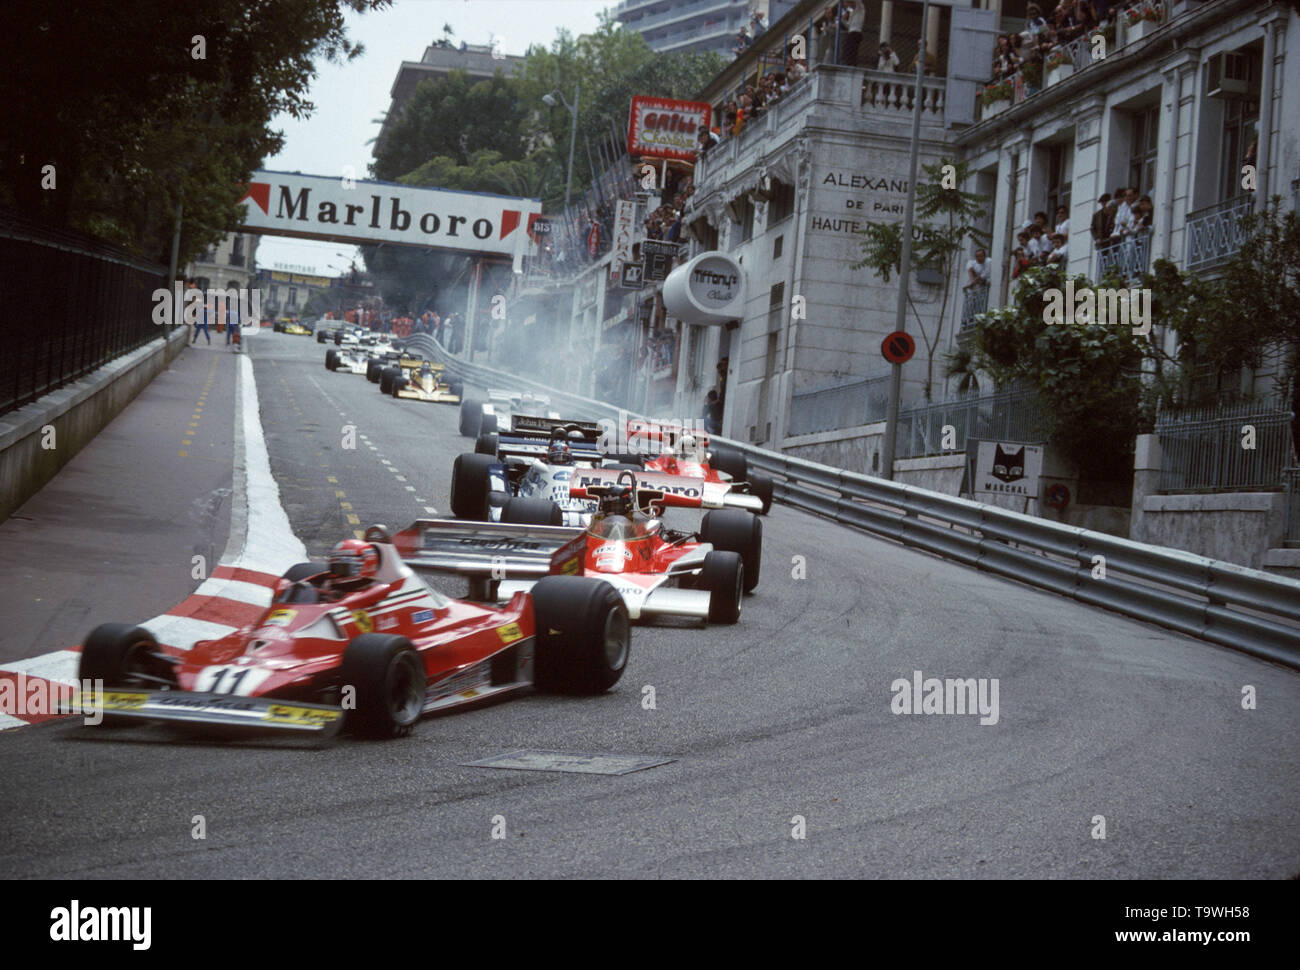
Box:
265;609;297;627
100;691;149;711
412;609;435;624
263;704;343;727
351;609;374;633
560;557;580;575
496;622;524;644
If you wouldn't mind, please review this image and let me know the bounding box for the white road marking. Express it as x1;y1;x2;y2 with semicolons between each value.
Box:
0;649;83;686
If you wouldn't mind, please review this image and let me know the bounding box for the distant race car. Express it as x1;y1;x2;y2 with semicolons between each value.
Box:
381;359;463;403
604;419;774;516
459;389;561;438
70;523;629;740
453;418;611;527
477;471;762;625
275;318;312;336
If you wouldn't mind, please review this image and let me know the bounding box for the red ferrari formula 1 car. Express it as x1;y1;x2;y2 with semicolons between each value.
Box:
490;471;762;624
608;421;773;515
73;523;629;740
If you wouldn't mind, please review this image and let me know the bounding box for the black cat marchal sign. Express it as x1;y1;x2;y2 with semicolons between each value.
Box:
972;441;1043;497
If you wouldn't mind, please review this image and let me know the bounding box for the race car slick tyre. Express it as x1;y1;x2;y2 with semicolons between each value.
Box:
334;331;342;345
339;635;424;739
325;349;339;371
459;399;484;437
749;473;774;516
366;359;381;383
479;412;498;436
475;431;499;456
450;452;495;520
700;551;743;624
380;368;396;395
391;376;406;398
531;577;629;694
316;330;326;344
709;444;747;482
502;497;562;526
79;624;178;721
449;381;463;399
700;509;762;592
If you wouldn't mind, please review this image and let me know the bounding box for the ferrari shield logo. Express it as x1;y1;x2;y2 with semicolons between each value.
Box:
351;610;374;633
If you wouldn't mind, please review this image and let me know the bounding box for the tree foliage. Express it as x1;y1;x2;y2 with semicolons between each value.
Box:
853;158;990;398
0;0;389;264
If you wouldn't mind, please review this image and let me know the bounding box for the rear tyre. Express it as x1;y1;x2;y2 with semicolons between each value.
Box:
502;497;562;526
450;452;495;520
339;634;424;739
449;381;463;399
325;349;339;371
379;367;395;395
334;331;342;346
709;444;747;482
749;473;774;515
475;431;499;456
700;551;743;624
366;359;381;383
700;509;762;592
531;576;629;694
316;330;326;344
459;399;484;437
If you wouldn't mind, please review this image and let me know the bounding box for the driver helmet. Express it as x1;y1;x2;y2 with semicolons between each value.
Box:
598;485;635;519
328;539;379;580
548;439;574;465
679;433;699;459
420;361;432;374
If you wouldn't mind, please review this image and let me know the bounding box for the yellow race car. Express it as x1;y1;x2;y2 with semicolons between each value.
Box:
274;317;312;336
380;360;462;403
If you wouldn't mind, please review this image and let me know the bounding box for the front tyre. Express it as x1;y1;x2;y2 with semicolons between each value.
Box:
450;452;495;519
709;444;747;482
325;349;339;371
502;497;562;525
700;509;762;592
459;398;483;437
749;473;774;515
339;634;424;739
700;551;743;624
79;624;174;688
531;577;630;694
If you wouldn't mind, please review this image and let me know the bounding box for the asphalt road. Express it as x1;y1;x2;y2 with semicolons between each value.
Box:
1;332;1297;879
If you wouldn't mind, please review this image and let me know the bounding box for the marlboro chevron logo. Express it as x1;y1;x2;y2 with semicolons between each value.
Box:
236;170;542;255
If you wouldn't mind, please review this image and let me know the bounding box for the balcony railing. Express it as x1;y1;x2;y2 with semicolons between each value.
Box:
1095;231;1152;282
1185;194;1254;273
960;283;989;330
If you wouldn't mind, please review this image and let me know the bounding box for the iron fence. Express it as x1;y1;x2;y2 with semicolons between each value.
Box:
1156;398;1296;492
0;209;168;418
1285;467;1300;547
1095;230;1152;282
788;375;892;436
895;387;1047;460
960;283;989;329
1185;194;1254;273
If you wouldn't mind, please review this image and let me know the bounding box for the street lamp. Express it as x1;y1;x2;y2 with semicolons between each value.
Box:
543;83;580;211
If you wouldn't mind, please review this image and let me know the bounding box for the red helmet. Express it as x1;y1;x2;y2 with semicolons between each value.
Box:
328;540;379;579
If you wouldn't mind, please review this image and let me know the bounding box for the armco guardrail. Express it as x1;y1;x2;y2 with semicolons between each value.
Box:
408;335;1300;668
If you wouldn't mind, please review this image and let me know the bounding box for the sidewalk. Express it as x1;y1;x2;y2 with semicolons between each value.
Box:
0;342;241;662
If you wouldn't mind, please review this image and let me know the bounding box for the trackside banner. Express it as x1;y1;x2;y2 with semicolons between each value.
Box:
236;170;543;256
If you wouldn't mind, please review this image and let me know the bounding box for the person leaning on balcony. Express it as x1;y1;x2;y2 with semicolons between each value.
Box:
1024;3;1049;39
1133;196;1154;234
877;42;900;72
697;126;720;156
965;249;991;289
842;0;866;66
1011;244;1033;279
992;34;1020;80
1045;232;1069;264
1090;193;1115;244
1111;187;1139;240
1054;205;1070;241
911;41;938;75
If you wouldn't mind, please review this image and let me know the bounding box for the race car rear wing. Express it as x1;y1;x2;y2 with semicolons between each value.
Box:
495;416;605;462
567;468;762;512
390;519;585;581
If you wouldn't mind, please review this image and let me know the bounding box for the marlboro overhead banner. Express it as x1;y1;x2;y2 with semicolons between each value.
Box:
627;96;712;162
236;170;542;256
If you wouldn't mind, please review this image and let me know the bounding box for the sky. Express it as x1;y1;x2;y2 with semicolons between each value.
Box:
255;0;609;277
